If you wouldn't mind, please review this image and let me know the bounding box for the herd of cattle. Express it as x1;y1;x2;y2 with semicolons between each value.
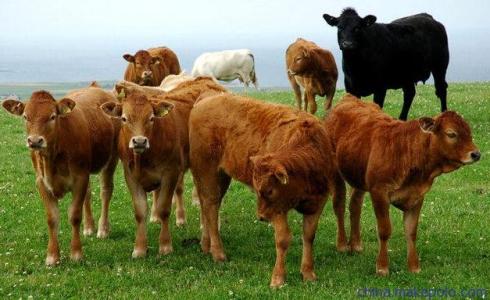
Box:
1;8;482;288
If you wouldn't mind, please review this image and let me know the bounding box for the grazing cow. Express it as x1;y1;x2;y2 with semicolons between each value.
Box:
189;94;341;287
323;8;449;120
123;47;181;86
101;78;226;257
324;94;480;275
286;38;338;114
191;49;258;88
2;84;120;265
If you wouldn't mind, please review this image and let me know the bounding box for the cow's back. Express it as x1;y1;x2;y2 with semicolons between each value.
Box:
65;87;119;172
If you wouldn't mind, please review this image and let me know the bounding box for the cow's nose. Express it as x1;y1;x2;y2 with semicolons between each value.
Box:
27;136;45;149
471;151;481;162
142;71;153;78
131;136;148;147
341;41;353;49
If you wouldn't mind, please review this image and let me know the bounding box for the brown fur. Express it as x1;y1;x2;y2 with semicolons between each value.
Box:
189;94;339;287
324;93;480;275
1;84;120;265
123;47;181;86
101;78;225;256
286;38;338;114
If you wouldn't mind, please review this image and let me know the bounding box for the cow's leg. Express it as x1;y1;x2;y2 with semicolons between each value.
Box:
82;183;96;236
324;83;336;112
332;174;348;252
69;174;89;262
36;179;60;266
156;172;179;255
301;199;326;282
191;186;200;206
399;84;416;120
288;74;302;110
403;200;423;273
199;171;231;261
371;190;392;276
97;156;117;238
150;191;159;223
173;172;186;227
433;70;448;112
306;90;317;114
124;170;148;258
349;189;365;252
373;89;387;108
270;213;291;288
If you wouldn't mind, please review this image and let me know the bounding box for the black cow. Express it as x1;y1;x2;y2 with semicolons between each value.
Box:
323;8;449;120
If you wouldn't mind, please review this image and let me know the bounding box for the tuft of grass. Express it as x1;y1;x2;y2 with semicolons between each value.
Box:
0;83;489;299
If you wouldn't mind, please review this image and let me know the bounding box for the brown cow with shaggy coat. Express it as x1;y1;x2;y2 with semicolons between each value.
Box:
123;47;181;86
189;94;341;287
325;94;481;276
102;78;226;257
286;38;338;114
2;84;120;265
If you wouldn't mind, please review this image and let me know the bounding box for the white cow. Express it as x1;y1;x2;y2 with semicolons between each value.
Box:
191;49;258;89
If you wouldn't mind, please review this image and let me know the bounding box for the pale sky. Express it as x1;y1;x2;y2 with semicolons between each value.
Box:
1;0;489;47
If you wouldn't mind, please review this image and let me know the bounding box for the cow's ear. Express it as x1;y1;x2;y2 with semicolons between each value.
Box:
100;102;122;118
151;57;161;65
152;101;174;117
57;98;76;116
2;100;25;116
363;15;377;27
273;165;289;185
419;117;436;133
323;14;338;26
123;54;135;63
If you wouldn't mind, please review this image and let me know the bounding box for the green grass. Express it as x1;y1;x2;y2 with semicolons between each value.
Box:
0;83;489;299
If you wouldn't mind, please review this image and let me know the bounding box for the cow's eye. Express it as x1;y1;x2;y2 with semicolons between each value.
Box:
121;116;127;123
22;114;27;120
149;116;154;122
50;114;56;121
446;131;457;139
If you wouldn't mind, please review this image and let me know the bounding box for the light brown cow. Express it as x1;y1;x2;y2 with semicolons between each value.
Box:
2;84;120;265
189;94;341;287
324;94;481;275
102;78;226;257
286;38;338;114
123;47;181;86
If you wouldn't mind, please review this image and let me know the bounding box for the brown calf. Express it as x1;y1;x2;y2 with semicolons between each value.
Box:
123;47;181;86
286;38;338;114
2;85;120;265
189;94;340;287
324;94;481;275
102;78;225;257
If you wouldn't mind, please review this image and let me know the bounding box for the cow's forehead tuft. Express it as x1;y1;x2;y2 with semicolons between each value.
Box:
30;90;56;103
341;7;358;17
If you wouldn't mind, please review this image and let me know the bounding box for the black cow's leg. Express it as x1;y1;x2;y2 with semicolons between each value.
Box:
400;84;416;121
433;70;448;112
373;90;386;108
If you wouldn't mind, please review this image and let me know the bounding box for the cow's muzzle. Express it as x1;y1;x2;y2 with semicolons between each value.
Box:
26;135;46;150
129;136;149;153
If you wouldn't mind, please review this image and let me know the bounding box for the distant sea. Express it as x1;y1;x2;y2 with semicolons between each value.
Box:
1;30;489;96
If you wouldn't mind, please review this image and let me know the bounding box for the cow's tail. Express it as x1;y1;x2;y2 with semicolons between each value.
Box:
248;53;259;89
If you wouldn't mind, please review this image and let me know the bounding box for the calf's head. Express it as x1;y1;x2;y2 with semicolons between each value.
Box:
2;91;75;151
250;154;290;222
419;111;480;166
123;50;161;86
287;46;312;76
101;88;173;154
323;8;376;51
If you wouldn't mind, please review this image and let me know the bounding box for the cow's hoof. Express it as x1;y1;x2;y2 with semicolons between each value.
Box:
83;227;95;237
336;243;350;253
45;255;60;266
132;248;147;258
97;228;109;239
376;268;389;276
211;251;227;262
349;243;363;253
149;215;159;223
176;218;186;227
70;251;83;262
409;266;421;273
192;197;200;206
270;276;285;288
302;271;317;282
159;245;173;256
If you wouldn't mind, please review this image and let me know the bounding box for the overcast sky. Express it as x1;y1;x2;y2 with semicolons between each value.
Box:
1;0;489;48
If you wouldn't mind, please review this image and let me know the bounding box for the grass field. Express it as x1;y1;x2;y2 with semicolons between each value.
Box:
0;83;489;299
